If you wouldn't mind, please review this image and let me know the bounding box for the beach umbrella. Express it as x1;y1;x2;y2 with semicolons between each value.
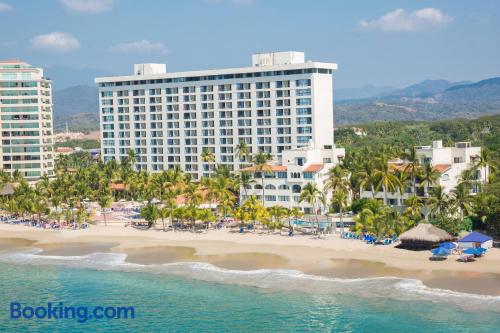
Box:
463;248;485;256
439;242;456;249
431;247;449;256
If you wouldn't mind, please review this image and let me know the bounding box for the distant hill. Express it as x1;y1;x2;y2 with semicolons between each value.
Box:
335;84;396;101
51;77;500;131
380;79;471;99
335;77;500;125
52;85;99;132
45;66;113;90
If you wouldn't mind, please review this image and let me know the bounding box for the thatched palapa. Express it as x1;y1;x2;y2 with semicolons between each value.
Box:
0;183;15;196
398;223;453;250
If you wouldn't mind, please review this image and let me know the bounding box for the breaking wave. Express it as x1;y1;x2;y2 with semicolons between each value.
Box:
1;248;499;312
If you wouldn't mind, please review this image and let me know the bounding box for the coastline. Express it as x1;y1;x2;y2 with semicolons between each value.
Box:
0;223;499;296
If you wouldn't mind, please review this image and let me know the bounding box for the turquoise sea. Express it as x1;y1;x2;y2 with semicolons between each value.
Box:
0;250;499;332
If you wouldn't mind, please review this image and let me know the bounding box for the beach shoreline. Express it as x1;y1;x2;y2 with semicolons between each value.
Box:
0;223;499;296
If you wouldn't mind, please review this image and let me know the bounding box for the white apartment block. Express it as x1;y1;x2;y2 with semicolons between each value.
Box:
0;60;54;180
361;140;487;206
241;144;345;213
95;51;337;179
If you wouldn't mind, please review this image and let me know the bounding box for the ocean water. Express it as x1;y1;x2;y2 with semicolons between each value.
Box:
0;250;499;332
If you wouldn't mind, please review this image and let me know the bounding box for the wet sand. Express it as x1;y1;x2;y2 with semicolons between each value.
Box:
0;223;499;296
307;259;500;296
122;245;289;270
37;242;119;256
0;237;36;251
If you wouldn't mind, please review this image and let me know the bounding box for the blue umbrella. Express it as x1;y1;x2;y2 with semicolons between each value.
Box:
439;242;456;249
463;248;484;256
431;247;449;256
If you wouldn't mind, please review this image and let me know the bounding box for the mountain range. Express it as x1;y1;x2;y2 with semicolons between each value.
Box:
335;77;500;125
51;76;500;132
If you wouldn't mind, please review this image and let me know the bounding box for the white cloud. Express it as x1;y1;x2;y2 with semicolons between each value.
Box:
359;8;453;32
30;32;80;52
60;0;113;13
109;40;168;55
0;2;12;12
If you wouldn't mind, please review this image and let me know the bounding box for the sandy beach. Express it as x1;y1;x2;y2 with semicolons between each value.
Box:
0;223;499;296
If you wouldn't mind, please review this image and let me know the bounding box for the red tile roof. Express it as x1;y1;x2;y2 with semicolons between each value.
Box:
389;163;451;174
303;164;325;172
433;164;451;173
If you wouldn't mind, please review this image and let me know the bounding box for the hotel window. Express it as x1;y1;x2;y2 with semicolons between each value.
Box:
200;85;213;92
296;98;311;106
303;172;314;179
101;91;113;97
183;86;196;93
297;136;312;144
275;80;290;88
165;88;178;94
256;82;270;89
295;79;311;87
278;196;290;202
276;109;291;116
256;91;270;98
296;88;311;96
218;84;231;91
236;83;251;90
297;117;312;125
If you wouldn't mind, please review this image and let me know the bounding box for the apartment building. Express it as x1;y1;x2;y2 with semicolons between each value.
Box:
360;140;487;206
240;144;345;213
0;60;54;180
95;51;337;179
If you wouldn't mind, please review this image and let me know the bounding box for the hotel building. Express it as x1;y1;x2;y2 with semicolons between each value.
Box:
360;140;488;206
96;51;337;180
241;143;345;213
0;60;54;180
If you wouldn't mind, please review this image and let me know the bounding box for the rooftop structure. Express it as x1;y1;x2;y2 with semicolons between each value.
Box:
96;51;338;180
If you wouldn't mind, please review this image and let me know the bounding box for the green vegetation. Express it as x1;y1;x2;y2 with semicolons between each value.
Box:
336;114;500;160
1;114;499;239
55;139;100;149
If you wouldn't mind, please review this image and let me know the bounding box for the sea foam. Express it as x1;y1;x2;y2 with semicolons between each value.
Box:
1;249;499;313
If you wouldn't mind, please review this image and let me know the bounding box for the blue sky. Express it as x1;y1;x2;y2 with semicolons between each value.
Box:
0;0;499;89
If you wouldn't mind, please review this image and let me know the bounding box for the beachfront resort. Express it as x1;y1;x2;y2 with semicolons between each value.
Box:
0;53;499;264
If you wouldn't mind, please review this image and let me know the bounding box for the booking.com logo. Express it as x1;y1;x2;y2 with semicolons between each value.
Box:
10;302;135;323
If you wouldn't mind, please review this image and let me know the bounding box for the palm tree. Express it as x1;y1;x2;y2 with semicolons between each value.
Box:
427;185;450;218
235;142;251;165
331;188;349;233
299;183;325;237
451;183;474;220
201;149;216;174
373;155;402;206
474;148;497;184
403;147;421;196
251;151;272;204
140;202;159;228
355;159;376;199
237;172;255;200
404;195;423;222
97;194;113;226
419;162;440;197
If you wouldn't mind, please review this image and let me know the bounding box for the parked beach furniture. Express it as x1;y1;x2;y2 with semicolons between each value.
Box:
458;232;493;250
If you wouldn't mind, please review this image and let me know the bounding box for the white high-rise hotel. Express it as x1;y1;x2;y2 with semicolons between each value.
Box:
96;52;337;179
0;60;54;180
